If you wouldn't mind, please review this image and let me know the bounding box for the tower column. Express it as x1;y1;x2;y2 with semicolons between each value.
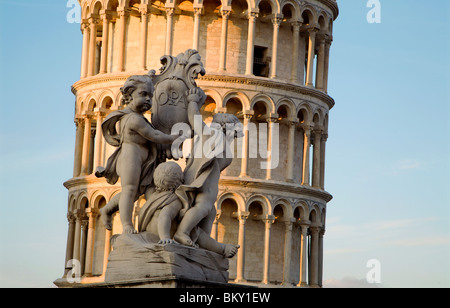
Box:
312;129;323;188
245;12;258;75
305;28;318;87
320;133;328;189
72;210;85;264
93;110;104;172
240;111;254;178
165;8;174;55
298;223;309;287
309;226;321;287
84;208;99;277
290;21;302;83
73;119;84;177
270;15;282;79
315;35;326;90
80;20;90;78
299;32;306;85
318;228;325;287
80;115;92;176
219;9;231;72
193;8;202;51
64;213;76;276
265;115;278;180
323;36;332;93
139;5;149;71
282;219;295;285
99;11;111;74
87;16;99;77
286;119;298;182
301;124;312;186
262;216;275;284
235;211;249;283
117;8;129;72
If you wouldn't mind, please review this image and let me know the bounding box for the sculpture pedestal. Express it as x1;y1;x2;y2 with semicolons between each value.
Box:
104;233;229;284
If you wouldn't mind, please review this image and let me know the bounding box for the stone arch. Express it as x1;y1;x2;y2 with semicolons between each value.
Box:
90;190;108;209
69;194;77;212
98;90;115;108
246;194;270;216
309;204;321;225
272;198;292;218
297;103;312;124
276;98;296;119
280;0;300;21
256;0;280;15
106;0;120;10
293;200;309;221
122;0;144;8
250;94;275;116
85;93;98;111
91;0;104;15
317;11;329;32
300;5;318;27
222;91;250;111
312;108;323;127
203;88;222;107
82;2;91;20
76;97;84;116
115;90;123;107
216;191;246;213
320;207;326;226
77;193;90;211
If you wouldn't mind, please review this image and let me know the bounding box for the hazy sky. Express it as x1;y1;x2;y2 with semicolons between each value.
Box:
0;0;449;288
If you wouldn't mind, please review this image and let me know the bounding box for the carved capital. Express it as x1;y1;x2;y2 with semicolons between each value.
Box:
165;8;174;17
117;8;130;18
272;14;283;27
89;16;100;25
138;4;149;15
193;7;202;17
248;11;258;22
221;9;231;19
67;213;76;224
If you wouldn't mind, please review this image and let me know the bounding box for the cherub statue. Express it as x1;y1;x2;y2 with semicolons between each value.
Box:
172;88;244;255
96;74;183;234
138;161;239;258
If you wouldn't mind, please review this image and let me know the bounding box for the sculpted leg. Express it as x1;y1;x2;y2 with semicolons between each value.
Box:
100;193;120;230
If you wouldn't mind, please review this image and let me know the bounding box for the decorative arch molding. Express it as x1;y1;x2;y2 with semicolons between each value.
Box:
216;191;246;213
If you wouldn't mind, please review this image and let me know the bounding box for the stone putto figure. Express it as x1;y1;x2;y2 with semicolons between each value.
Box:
97;50;241;283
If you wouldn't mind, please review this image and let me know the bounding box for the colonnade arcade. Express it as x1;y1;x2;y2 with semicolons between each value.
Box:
64;184;327;287
73;87;329;190
79;0;335;92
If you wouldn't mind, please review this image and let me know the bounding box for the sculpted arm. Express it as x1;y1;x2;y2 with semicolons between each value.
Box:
132;116;177;144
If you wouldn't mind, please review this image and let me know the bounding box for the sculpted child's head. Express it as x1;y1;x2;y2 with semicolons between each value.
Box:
154;162;184;192
120;75;154;113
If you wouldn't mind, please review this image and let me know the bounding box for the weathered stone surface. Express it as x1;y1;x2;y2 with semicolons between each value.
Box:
105;233;229;283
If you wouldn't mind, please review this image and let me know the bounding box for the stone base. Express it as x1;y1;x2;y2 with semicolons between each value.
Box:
104;233;229;284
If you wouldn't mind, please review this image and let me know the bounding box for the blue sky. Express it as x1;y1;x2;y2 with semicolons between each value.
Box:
0;0;449;287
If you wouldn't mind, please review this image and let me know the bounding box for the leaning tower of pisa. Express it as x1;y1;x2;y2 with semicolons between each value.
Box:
58;0;338;288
